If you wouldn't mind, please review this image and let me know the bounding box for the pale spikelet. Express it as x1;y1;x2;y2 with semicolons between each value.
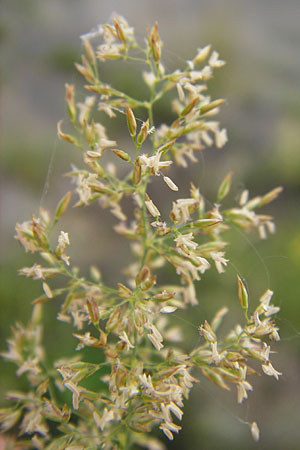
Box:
19;263;45;280
119;331;135;351
110;203;127;221
264;305;280;317
16;357;41;377
58;231;70;246
239;189;249;206
42;282;53;299
15;219;44;253
77;95;96;125
139;151;172;175
211;306;229;331
237;380;253;403
145;197;161;217
139;373;154;392
215;128;228;148
193;44;211;64
64;381;80;410
163;176;179;191
258;224;267;239
93;408;114;431
147;332;163;350
147;324;164;351
75;173;94;204
57;121;78;145
259;186;283;206
98;102;117;118
57;312;71;323
159;424;174;440
266;220;276;234
211;342;227;364
143;71;156;87
99;137;117;149
170;198;197;223
175;232;197;250
80;24;103;40
209;50;226;68
199;321;217;343
183;281;198;305
210;251;228;273
250;422;260;442
160;306;177;314
168;402;183;421
259;289;274;305
176;83;185;102
56;231;70;266
262;362;282;380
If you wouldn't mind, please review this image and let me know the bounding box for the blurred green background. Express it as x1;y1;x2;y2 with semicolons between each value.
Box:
1;1;300;449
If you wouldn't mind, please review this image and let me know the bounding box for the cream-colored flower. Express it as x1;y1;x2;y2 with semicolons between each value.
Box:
98;102;117;118
15;220;42;253
77;96;95;125
210;251;228;273
262;362;282;380
93;408;114;431
239;189;249;206
76;173;95;204
190;66;212;81
119;331;135;351
211;342;227;364
139;373;154;392
237;380;253;403
143;71;156;87
19;263;45;280
139;151;172;175
193;44;211;64
209;50;226;68
58;231;70;246
171;198;197;223
174;232;197;250
16;357;41;377
215;128;228;148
